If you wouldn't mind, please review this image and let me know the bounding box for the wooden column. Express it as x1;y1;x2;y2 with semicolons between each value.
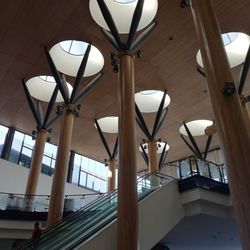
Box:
25;129;47;197
108;158;116;192
47;104;74;226
190;1;250;248
117;54;138;250
148;139;158;172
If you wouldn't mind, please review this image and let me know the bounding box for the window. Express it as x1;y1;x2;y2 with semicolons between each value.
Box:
2;124;108;192
0;125;9;156
74;153;108;192
8;131;25;164
41;142;57;175
19;134;35;168
60;40;88;56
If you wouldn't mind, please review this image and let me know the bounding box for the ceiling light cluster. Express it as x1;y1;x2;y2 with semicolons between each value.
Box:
139;142;170;154
26;40;104;103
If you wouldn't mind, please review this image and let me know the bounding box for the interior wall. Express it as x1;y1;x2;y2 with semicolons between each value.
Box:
77;180;184;250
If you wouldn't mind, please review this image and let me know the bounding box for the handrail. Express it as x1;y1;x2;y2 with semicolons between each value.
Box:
66;172;173;250
16;190;118;249
16;171;172;250
39;172;170;250
0;191;102;197
38;190;116;235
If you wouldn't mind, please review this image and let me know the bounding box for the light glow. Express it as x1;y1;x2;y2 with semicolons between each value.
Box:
179;120;213;137
89;0;158;34
95;116;118;133
196;32;250;68
135;90;171;113
50;40;104;77
26;76;73;102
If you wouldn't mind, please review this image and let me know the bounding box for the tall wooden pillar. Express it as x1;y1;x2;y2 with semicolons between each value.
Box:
148;139;158;172
190;1;250;248
25;129;47;196
47;104;74;226
108;158;116;192
117;54;138;250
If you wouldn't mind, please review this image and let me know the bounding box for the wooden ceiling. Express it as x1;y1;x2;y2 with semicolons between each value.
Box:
0;0;249;171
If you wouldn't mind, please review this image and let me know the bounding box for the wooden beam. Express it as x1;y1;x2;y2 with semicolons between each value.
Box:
148;139;158;172
190;1;250;248
117;54;138;250
108;158;116;192
47;104;74;226
25;129;47;210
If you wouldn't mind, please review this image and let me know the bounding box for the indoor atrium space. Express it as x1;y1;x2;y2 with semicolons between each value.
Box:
0;0;249;250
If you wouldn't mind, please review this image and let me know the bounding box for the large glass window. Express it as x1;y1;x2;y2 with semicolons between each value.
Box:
8;131;25;164
3;124;108;192
0;125;9;156
41;142;57;176
19;134;35;168
8;130;57;175
73;153;108;192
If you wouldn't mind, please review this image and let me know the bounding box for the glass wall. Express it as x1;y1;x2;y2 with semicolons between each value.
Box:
4;126;108;192
72;153;107;193
41;142;57;176
0;125;9;156
8;130;26;164
19;133;35;168
164;156;225;183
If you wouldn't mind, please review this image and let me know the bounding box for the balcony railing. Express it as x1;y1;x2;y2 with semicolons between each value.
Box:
0;192;102;213
162;157;228;184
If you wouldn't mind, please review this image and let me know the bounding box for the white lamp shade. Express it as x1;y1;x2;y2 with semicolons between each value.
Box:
89;0;158;34
196;32;250;68
139;142;170;154
95;116;118;133
135;90;171;113
179;120;213;137
49;40;104;77
26;76;73;102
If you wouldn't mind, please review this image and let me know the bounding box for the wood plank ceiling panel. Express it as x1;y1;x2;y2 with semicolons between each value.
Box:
0;0;249;171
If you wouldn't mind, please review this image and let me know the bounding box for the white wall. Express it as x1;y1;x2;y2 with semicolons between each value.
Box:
0;159;94;195
77;180;185;250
